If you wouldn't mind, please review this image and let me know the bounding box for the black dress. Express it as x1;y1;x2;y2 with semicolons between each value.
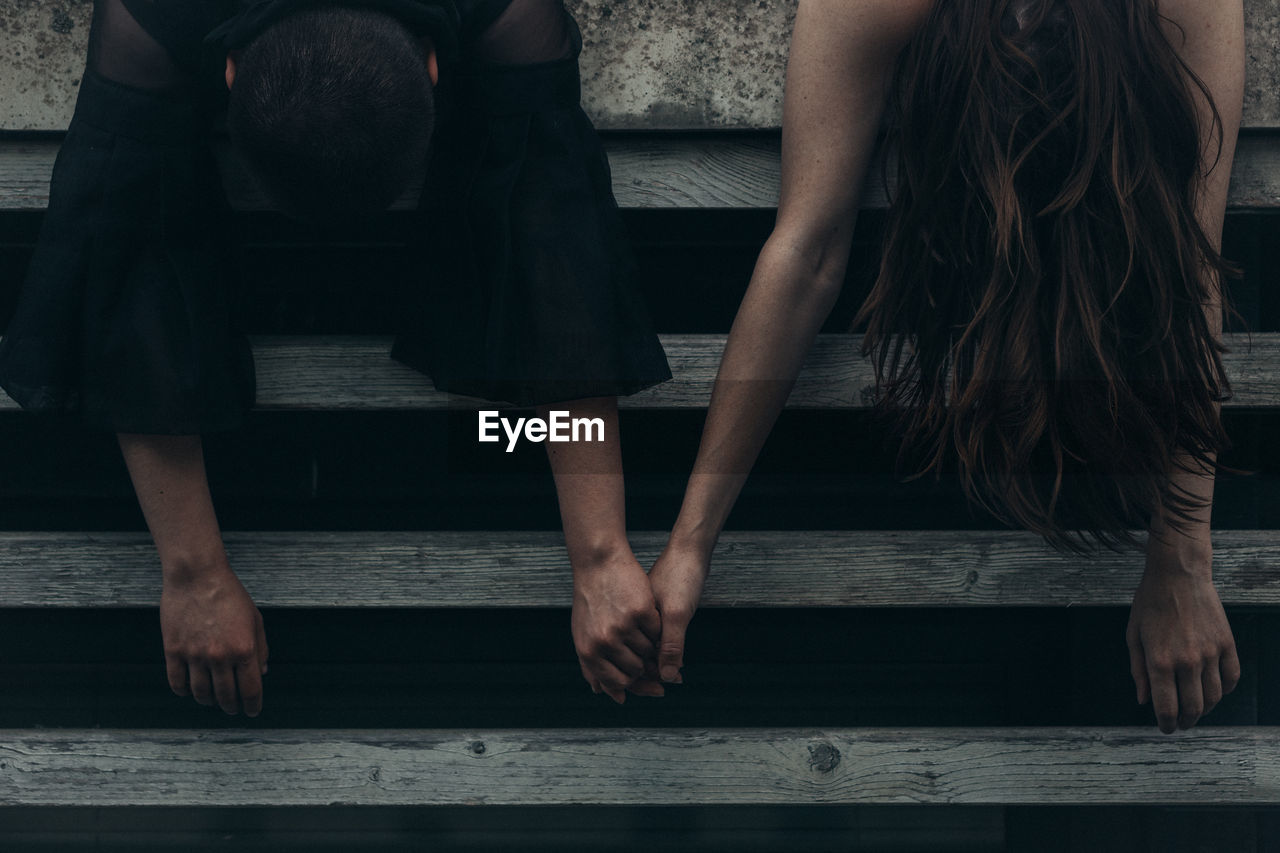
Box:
0;0;671;433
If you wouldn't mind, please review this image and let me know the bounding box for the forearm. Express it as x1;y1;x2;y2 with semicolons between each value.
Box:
1144;241;1221;579
1145;449;1216;579
1142;0;1241;582
548;397;664;699
541;397;631;572
668;240;844;554
1143;242;1222;579
666;0;925;557
117;433;229;580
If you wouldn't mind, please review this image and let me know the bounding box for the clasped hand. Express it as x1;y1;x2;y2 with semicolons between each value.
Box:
570;543;708;703
573;541;1240;732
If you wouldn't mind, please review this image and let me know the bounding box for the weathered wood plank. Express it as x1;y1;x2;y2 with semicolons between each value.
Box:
1;136;785;211
3;333;1275;412
5;333;869;411
606;136;788;209
0;529;1277;608
0;727;1276;806
3;0;1280;131
6;135;1280;211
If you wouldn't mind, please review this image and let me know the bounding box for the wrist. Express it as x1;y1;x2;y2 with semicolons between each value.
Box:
568;536;634;578
161;549;232;586
667;517;719;562
1144;529;1213;582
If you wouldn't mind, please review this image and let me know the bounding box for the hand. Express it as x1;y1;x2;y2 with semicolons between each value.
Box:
571;550;664;703
647;540;711;685
160;560;270;716
1126;541;1239;733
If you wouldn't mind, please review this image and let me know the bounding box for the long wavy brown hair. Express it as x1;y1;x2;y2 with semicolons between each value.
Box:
856;0;1239;548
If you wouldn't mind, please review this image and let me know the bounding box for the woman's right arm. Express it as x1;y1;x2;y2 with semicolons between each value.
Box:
648;0;933;683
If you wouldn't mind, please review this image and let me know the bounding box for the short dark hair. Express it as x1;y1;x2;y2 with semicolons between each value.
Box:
227;6;434;220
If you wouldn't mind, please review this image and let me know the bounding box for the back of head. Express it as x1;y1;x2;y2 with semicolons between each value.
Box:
858;0;1237;549
226;6;434;221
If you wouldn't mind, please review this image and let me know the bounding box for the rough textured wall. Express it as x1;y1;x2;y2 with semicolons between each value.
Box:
0;0;91;131
571;0;793;129
1;0;1278;131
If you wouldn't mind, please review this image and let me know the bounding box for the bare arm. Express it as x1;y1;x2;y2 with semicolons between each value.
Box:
540;398;662;702
118;434;268;716
648;0;935;683
1127;0;1244;733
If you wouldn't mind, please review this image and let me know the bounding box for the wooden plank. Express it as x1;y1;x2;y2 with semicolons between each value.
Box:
0;136;787;211
4;332;1277;412
1227;133;1280;209
6;134;1280;211
4;0;1280;131
606;136;788;209
0;727;1276;806
0;332;872;411
0;529;1277;608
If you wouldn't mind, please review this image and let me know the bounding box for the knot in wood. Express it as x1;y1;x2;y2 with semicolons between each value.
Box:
807;741;841;773
470;740;486;756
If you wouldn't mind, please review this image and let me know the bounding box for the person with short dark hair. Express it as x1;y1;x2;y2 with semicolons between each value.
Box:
227;7;437;219
0;0;672;715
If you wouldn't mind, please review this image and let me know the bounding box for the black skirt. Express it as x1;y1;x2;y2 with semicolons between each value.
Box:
0;70;254;434
391;20;672;406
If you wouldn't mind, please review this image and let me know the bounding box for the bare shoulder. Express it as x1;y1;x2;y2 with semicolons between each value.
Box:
796;0;935;49
1156;0;1244;26
1156;0;1244;51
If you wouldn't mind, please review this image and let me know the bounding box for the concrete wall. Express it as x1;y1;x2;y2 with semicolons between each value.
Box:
1;0;1277;131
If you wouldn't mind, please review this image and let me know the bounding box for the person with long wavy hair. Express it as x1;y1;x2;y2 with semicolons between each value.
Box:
630;0;1245;733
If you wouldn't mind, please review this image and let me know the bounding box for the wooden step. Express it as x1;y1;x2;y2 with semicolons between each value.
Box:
0;727;1275;806
2;529;1277;608
4;135;1280;211
3;333;1275;412
4;0;1279;132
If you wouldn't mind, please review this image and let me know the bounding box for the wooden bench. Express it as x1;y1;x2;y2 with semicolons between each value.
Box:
2;0;1279;847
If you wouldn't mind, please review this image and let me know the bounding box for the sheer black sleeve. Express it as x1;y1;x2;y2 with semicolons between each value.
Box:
0;0;252;433
468;0;573;64
391;0;671;405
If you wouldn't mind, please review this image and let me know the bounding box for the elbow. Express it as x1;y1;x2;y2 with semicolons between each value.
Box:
759;225;852;308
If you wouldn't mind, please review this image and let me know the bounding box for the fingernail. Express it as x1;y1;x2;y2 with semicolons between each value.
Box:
660;666;679;682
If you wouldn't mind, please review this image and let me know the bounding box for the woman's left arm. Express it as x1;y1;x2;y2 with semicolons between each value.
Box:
1127;0;1244;734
